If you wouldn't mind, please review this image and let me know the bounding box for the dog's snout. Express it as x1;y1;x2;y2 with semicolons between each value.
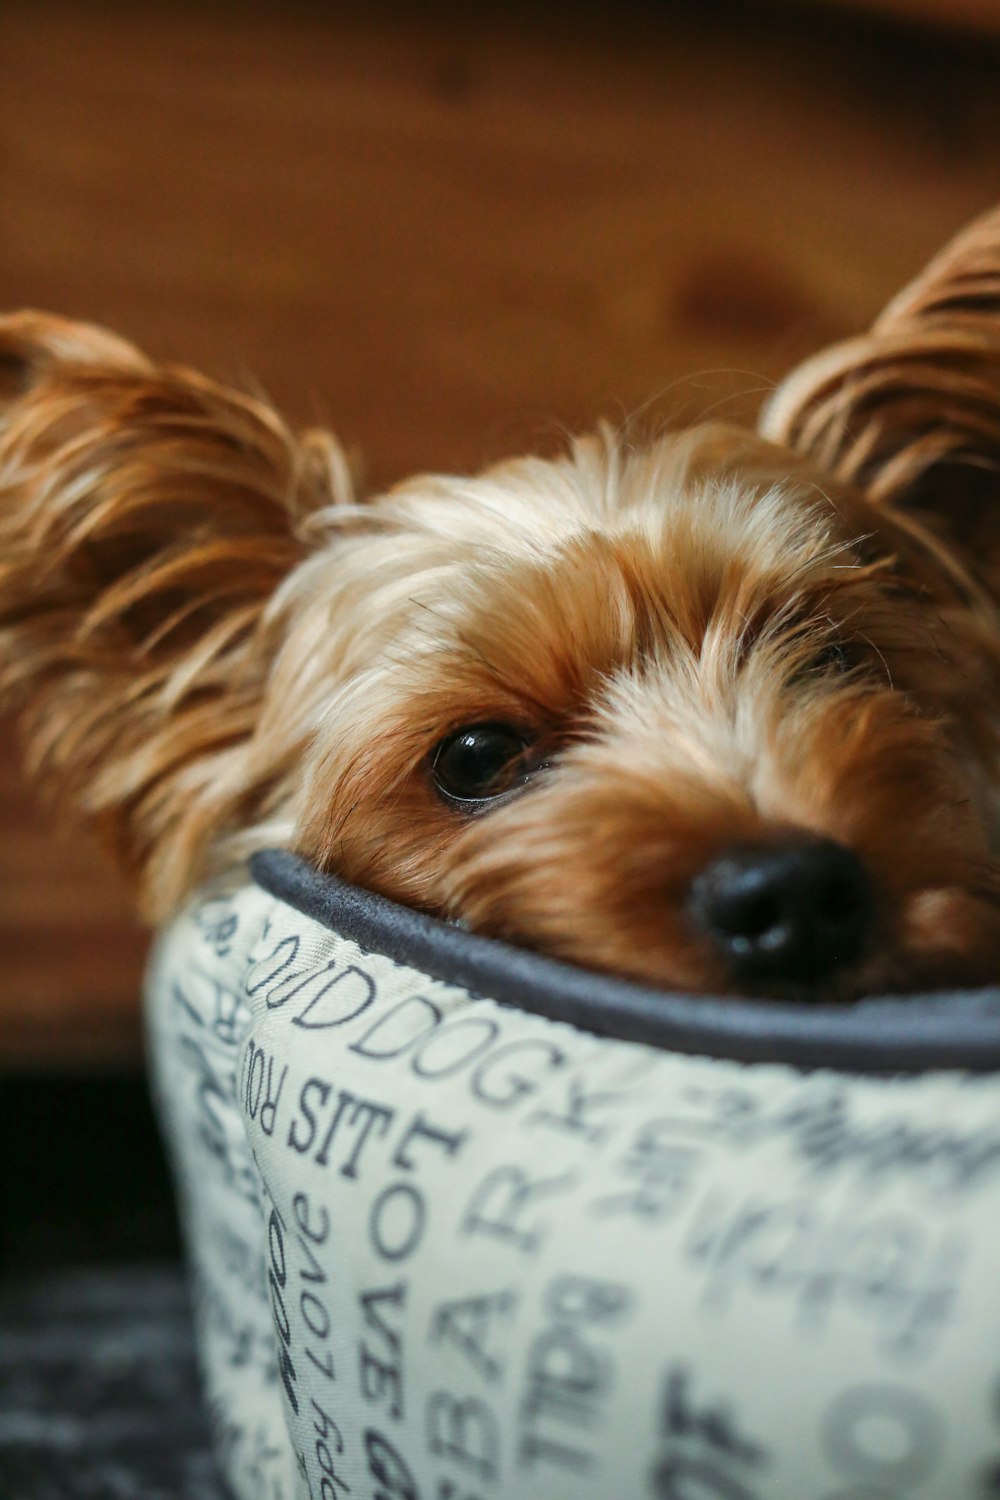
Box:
688;837;872;989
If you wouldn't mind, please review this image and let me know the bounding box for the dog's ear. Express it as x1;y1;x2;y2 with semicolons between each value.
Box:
761;207;1000;572
0;311;150;402
0;311;356;916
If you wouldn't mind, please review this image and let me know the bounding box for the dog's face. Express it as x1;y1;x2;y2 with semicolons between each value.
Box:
3;210;1000;1001
282;428;1000;1001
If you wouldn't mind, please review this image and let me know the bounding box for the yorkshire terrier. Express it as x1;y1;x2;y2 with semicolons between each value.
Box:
2;208;1000;1003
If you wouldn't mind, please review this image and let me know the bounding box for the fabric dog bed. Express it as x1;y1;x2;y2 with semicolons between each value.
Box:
146;849;1000;1500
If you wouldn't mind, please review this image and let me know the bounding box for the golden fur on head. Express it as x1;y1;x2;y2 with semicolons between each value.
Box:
3;207;1000;1001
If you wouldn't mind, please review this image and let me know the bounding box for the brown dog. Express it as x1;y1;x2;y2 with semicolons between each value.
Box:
2;209;1000;1001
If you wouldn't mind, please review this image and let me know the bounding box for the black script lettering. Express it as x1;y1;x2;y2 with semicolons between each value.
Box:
294;1194;332;1312
523;1323;608;1427
661;1081;1000;1193
195;898;239;956
684;1189;965;1357
412;1017;499;1079
288;1079;333;1156
301;1289;330;1342
311;1397;350;1497
243;1040;288;1137
177;969;243;1046
360;1282;407;1419
462;1166;576;1254
170;979;205;1032
518;1429;593;1475
315;1436;351;1498
211;1223;261;1299
179;1034;253;1196
294;1189;331;1249
652;1366;767;1500
652;1453;757;1500
471;1038;566;1109
364;1428;420;1500
393;1113;466;1171
546;1275;631;1325
244;1041;265;1120
311;1396;344;1452
530;1077;632;1143
518;1273;632;1476
427;1393;499;1481
267;1205;299;1417
307;1346;336;1385
370;1183;427;1262
315;1090;395;1177
593;1124;700;1223
350;994;443;1060
663;1368;765;1466
246;933;301;998
430;1290;516;1382
293;963;376;1030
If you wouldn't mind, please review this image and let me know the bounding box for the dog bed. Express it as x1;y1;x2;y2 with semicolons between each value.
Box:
146;849;1000;1500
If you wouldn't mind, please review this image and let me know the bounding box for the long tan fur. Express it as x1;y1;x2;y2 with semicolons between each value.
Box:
0;313;355;913
3;209;1000;1000
761;205;1000;570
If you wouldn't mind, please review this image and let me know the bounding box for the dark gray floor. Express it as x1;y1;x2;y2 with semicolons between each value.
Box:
1;1075;229;1499
0;1265;229;1500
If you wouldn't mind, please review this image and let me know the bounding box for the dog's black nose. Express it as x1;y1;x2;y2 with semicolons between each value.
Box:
688;837;871;989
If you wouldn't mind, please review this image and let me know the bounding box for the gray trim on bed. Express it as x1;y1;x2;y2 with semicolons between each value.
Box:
251;849;1000;1073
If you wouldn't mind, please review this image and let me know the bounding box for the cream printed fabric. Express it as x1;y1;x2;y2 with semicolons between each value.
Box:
146;882;1000;1500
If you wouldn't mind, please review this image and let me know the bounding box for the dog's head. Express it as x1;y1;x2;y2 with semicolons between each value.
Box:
3;209;1000;1001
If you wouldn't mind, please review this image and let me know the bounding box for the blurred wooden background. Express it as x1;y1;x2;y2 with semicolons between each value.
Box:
1;0;999;1065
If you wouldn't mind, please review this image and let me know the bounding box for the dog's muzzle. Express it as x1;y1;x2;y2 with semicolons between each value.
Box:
688;836;872;988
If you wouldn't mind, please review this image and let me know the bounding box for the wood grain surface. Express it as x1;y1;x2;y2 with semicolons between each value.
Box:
1;0;999;1066
804;0;1000;36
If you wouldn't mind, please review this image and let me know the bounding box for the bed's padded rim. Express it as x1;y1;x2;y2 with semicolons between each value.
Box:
252;850;1000;1072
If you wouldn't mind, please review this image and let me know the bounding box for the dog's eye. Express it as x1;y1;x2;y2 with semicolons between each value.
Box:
431;722;532;805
